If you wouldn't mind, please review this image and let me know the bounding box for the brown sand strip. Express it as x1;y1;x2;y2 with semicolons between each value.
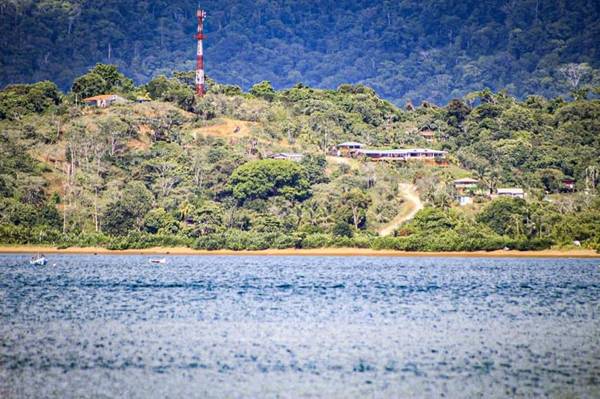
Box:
1;246;599;258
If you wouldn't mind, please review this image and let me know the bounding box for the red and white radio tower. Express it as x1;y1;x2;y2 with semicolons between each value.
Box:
195;8;207;96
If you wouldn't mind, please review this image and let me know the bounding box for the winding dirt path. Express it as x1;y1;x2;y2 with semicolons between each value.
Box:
378;183;424;237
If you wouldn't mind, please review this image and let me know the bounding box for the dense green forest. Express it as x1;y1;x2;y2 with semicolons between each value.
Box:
1;64;599;251
1;0;599;105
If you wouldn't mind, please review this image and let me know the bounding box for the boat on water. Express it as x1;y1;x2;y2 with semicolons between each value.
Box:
30;256;48;266
149;258;167;264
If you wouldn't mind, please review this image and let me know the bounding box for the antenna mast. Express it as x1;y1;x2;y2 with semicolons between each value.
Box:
195;8;207;96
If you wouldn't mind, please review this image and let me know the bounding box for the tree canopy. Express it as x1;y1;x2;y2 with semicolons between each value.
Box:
1;0;599;105
0;67;599;252
229;159;311;202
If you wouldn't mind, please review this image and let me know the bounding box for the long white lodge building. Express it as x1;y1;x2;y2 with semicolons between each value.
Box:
336;142;447;165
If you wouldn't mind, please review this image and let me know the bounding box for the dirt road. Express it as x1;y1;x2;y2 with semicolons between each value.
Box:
378;183;423;236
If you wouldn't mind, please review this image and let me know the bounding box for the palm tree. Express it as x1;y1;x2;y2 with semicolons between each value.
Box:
178;200;193;223
509;214;523;238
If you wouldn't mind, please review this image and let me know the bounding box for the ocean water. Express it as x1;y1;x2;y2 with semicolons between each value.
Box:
0;255;599;398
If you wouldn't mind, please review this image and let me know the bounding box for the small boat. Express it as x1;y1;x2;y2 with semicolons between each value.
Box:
30;256;48;266
149;258;167;264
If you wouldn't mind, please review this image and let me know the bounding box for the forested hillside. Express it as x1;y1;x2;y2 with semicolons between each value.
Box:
1;0;599;105
1;66;599;251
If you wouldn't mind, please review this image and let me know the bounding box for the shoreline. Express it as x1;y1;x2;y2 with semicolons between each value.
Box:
0;245;599;258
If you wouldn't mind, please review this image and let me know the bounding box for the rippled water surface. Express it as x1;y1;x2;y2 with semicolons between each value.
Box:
1;255;599;398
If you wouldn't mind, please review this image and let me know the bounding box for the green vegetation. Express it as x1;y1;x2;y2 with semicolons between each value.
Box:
71;64;134;99
0;65;599;252
229;159;310;202
0;81;61;120
1;1;599;105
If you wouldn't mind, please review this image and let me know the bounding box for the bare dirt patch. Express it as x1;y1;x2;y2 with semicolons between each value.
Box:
192;118;256;140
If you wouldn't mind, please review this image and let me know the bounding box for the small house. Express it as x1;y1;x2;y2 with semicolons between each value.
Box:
562;178;575;192
453;178;479;193
336;142;364;157
454;178;479;205
82;94;128;108
136;95;152;103
269;152;304;162
497;188;525;199
458;196;473;206
420;129;435;143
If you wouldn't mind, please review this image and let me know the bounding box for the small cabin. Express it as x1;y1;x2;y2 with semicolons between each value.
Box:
269;152;304;162
454;178;479;204
420;129;435;143
458;196;473;206
336;142;364;157
136;95;152;103
82;94;128;108
497;188;525;199
453;178;479;192
562;178;575;191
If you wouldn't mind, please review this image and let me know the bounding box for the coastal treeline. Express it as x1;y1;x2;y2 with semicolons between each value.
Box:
1;65;599;251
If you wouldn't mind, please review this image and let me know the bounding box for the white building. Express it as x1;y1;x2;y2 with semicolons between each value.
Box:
453;178;479;190
459;196;474;206
336;142;364;156
354;148;447;163
82;94;128;108
269;153;304;162
497;188;525;199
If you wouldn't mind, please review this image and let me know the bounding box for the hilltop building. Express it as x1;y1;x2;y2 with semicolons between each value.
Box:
269;153;304;162
497;188;525;199
335;142;364;156
136;95;152;103
354;148;447;165
562;178;576;192
453;178;479;206
420;129;436;143
453;178;479;193
82;94;128;108
334;141;447;165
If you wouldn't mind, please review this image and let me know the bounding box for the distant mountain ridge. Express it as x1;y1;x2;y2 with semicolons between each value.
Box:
1;0;599;104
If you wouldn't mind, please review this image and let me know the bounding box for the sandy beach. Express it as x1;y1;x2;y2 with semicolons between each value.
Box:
0;245;599;258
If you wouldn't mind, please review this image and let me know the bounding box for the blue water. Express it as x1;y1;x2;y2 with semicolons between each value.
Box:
0;255;599;398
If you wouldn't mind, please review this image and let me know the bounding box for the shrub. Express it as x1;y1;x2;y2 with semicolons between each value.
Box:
143;208;179;234
107;236;129;250
69;232;111;247
510;238;553;251
301;233;332;249
371;236;400;250
0;224;30;244
194;235;226;250
272;234;301;249
332;221;353;238
330;236;355;247
350;235;372;248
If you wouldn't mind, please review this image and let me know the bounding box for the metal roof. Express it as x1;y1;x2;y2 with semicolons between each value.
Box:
453;178;479;184
497;188;524;194
336;142;364;147
270;152;304;157
82;94;121;101
356;148;447;155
